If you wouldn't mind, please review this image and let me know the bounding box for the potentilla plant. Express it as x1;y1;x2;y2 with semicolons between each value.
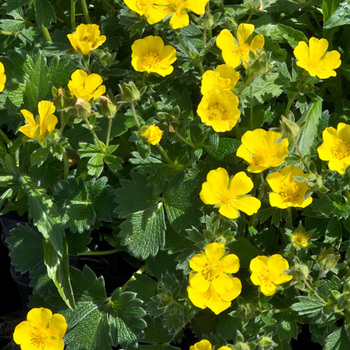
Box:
0;0;350;350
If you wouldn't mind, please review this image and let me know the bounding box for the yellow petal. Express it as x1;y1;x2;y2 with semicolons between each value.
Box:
249;255;268;274
220;277;242;302
204;242;225;260
233;196;261;216
250;34;265;52
220;253;240;274
236;23;255;44
190;339;212;350
212;273;234;294
216;29;235;51
218;203;239;219
21;109;35;125
169;12;189;29
228;171;254;196
189;253;208;272
189;271;211;292
309;37;328;61
293;41;309;62
187;285;207;309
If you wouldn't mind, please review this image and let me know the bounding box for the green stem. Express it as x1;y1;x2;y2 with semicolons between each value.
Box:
284;92;299;118
0;129;13;147
81;0;92;24
62;150;69;180
41;24;52;42
83;114;103;147
78;248;123;256
0;30;19;36
199;129;210;146
174;129;195;148
250;85;254;129
237;73;257;94
212;218;220;236
106;116;113;148
130;102;141;129
291;136;310;172
156;143;176;167
303;279;327;304
71;0;77;31
83;55;91;74
175;31;194;59
121;264;148;292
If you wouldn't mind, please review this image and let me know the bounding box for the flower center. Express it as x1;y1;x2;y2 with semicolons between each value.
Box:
167;0;184;11
30;329;49;348
234;42;250;59
331;140;350;159
136;0;149;11
251;152;271;168
207;103;225;121
217;76;233;90
201;259;223;281
292;232;310;248
141;51;161;69
256;271;275;290
279;183;301;203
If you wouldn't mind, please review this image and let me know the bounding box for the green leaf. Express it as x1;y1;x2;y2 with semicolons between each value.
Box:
43;239;75;310
324;0;350;28
30;147;50;167
164;172;202;232
119;203;166;259
322;0;341;23
31;265;146;349
3;0;29;12
23;53;51;111
229;238;262;269
78;142;122;177
54;176;115;233
275;312;298;343
109;288;147;348
115;172;156;218
34;0;56;28
205;137;241;163
291;296;326;315
325;326;350;350
19;174;64;254
7;224;44;274
256;23;308;47
296;100;322;158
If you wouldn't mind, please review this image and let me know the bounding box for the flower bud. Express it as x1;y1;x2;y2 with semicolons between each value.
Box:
291;263;309;281
99;95;117;118
259;336;276;349
280;115;300;139
75;98;92;118
119;81;141;103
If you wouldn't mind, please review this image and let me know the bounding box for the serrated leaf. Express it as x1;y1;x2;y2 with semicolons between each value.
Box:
275;312;298;343
291;296;326;315
115;172;156;218
23;53;51;111
55;176;115;233
31;264;147;349
205;137;240;162
164;172;201;232
296;100;322;159
324;0;350;28
18;174;64;254
7;224;43;274
34;0;56;27
30;147;49;167
109;288;147;348
119;202;166;259
128;274;158;301
325;326;350;350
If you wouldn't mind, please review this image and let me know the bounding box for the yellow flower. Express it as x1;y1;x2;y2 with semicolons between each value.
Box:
190;339;230;350
266;165;313;209
201;64;240;95
293;37;341;79
19;101;58;141
200;167;261;219
68;69;106;102
189;242;240;294
0;62;6;92
317;122;350;174
131;35;177;77
197;90;240;132
124;0;154;16
67;23;106;55
236;129;289;173
187;282;241;315
291;227;311;249
13;307;67;350
141;124;163;145
216;23;265;68
146;0;209;29
250;254;292;296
